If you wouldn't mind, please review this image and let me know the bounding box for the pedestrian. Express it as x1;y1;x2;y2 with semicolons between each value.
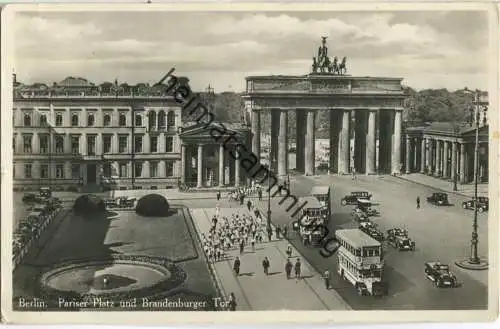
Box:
276;226;281;240
228;292;237;311
251;236;256;252
286;245;293;258
247;200;252;211
294;258;302;279
239;239;244;255
285;259;293;279
416;196;421;209
323;269;331;290
267;227;273;241
240;195;245;206
216;190;221;201
262;256;270;275
258;189;262;201
233;257;241;276
283;225;288;239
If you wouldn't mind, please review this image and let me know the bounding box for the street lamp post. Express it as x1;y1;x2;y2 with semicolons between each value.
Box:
456;89;488;270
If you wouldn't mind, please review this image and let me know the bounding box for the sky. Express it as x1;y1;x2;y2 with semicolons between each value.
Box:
12;10;490;92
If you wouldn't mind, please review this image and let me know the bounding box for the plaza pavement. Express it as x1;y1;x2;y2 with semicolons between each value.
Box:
397;173;488;198
189;206;351;310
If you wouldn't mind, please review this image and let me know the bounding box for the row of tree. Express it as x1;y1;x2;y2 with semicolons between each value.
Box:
193;88;478;136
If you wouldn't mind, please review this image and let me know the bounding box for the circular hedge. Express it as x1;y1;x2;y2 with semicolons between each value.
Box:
73;194;106;216
135;194;170;217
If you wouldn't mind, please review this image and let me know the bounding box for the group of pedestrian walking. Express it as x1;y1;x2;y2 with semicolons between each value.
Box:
201;210;269;262
233;255;303;280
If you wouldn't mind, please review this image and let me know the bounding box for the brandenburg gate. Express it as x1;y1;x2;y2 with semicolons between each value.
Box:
243;37;406;178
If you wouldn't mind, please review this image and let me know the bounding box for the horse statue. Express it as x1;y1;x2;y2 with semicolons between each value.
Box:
329;56;338;74
322;56;331;73
338;57;347;75
312;57;318;73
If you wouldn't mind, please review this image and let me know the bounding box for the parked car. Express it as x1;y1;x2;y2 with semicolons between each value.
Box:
426;192;449;206
352;211;369;223
22;193;37;203
462;197;488;213
424;262;458;288
341;191;372;206
386;228;415;251
359;222;385;242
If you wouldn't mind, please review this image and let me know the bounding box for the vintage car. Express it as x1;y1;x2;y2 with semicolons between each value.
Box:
39;186;52;198
341;191;372;206
424;262;458;288
426;192;449;206
359;222;385;242
22;193;37;203
356;199;380;216
462;197;489;213
352;211;369;223
316;162;329;171
386;228;415;251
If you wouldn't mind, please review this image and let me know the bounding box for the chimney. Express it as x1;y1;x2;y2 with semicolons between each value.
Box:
12;73;17;85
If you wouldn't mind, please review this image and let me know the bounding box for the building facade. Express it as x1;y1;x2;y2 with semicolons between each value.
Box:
13;76;184;191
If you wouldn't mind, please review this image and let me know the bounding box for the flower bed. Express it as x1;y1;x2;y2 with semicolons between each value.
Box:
13;205;64;268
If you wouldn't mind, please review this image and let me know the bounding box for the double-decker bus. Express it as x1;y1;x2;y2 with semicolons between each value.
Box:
335;229;388;296
295;196;328;246
310;186;331;223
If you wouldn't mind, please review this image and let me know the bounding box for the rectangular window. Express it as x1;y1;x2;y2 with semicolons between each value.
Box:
103;163;111;177
165;161;174;177
135;162;142;177
150;136;158;153
119;136;128;153
134;136;143;153
71;136;80;154
23;135;32;153
56;164;64;178
87;135;96;155
119;163;128;177
165;136;174;152
71;164;80;179
150;162;158;178
103;135;112;153
39;135;49;154
24;164;32;179
55;135;64;153
40;164;49;179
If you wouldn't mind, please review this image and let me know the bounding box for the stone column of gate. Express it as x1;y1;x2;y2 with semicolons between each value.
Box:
443;141;449;178
451;141;457;182
304;110;315;176
405;135;411;174
420;138;426;173
278;110;288;178
425;138;431;174
329;110;341;174
270;111;280;173
365;110;376;174
296;109;306;173
218;143;224;187
197;144;204;188
235;155;240;187
391;109;402;175
434;140;441;177
251;110;261;160
413;138;418;171
339;110;350;174
459;143;466;183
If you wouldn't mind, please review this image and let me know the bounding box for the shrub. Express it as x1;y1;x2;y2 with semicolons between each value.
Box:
135;194;170;217
73;194;106;216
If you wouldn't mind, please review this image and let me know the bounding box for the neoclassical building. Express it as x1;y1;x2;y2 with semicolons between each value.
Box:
13;76;184;190
404;122;489;184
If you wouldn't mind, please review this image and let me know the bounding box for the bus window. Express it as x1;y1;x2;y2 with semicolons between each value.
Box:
355;249;361;257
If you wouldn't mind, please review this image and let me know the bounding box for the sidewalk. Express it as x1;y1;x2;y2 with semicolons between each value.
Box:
189;207;350;311
396;173;488;198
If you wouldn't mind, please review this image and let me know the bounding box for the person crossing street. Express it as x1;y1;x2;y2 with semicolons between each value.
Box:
262;256;270;275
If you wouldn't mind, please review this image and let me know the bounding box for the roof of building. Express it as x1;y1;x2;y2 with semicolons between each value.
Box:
335;228;381;248
299;196;323;209
310;186;330;195
406;122;486;136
